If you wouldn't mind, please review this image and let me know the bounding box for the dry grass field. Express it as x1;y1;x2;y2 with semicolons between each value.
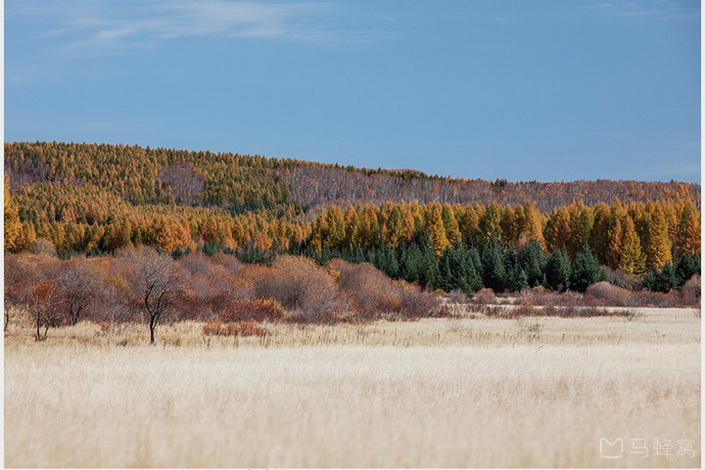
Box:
4;307;701;468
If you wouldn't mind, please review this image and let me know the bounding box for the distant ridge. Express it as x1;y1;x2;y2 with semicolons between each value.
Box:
4;141;700;213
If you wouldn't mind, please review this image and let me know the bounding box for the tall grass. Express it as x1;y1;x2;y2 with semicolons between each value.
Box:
4;309;700;468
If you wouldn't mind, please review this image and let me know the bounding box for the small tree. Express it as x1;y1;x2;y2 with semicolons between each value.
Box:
124;248;185;344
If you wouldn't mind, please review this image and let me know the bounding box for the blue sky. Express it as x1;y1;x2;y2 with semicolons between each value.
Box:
5;0;701;183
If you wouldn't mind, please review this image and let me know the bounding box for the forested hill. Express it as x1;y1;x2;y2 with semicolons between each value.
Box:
4;142;700;213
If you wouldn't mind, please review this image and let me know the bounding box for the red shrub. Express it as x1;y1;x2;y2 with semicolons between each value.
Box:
472;288;497;305
585;282;631;307
243;256;350;323
327;259;444;319
220;299;286;322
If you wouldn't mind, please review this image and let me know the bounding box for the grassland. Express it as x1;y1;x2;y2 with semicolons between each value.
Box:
4;307;701;468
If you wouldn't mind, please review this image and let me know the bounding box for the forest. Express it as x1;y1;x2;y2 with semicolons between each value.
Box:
4;141;702;340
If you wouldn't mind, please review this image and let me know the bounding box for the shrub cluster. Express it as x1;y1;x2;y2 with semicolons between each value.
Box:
5;251;445;340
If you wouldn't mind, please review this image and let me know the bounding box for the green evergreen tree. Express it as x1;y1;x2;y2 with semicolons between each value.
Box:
438;243;483;295
400;243;423;283
643;262;678;293
570;244;603;292
375;243;400;279
674;253;701;287
481;235;507;292
509;267;529;291
545;247;572;291
517;241;546;287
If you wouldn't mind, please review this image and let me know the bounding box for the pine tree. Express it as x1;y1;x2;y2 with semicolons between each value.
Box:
400;243;424;283
517;241;546;287
375;243;400;279
618;216;647;276
441;204;462;245
570;244;602;292
643;208;672;269
545;247;571;291
437;243;483;295
481;235;507;292
676;203;701;256
427;204;450;257
674;253;701;287
643;263;677;293
544;208;572;253
510;267;529;291
4;176;20;252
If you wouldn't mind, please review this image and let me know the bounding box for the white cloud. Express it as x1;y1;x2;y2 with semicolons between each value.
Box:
8;0;378;58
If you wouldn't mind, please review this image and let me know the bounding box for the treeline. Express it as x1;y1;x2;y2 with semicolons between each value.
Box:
5;141;293;210
306;200;699;274
294;236;700;296
283;166;700;211
4;142;701;297
6;142;700;213
5;183;701;282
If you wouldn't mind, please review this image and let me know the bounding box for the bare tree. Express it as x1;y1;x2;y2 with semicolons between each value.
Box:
124;248;185;344
30;278;61;341
5;253;62;339
55;257;98;325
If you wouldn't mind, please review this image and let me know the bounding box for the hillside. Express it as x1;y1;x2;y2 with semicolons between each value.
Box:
4;142;701;295
5;142;699;213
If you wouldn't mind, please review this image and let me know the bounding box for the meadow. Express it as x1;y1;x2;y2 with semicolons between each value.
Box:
4;307;701;468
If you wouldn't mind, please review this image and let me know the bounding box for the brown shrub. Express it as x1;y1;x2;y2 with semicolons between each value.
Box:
202;320;268;337
677;274;701;307
243;256;350;323
447;289;472;305
513;296;535;317
328;259;445;320
177;252;213;275
220;299;286;323
585;282;631;307
209;253;245;277
29;238;57;257
472;288;497;305
600;266;642;291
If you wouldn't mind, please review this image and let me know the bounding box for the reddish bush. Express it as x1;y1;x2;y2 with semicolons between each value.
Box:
220;299;286;322
585;282;631;307
243;256;350;323
600;266;642;291
328;259;444;319
677;274;701;307
472;288;497;305
210;253;245;277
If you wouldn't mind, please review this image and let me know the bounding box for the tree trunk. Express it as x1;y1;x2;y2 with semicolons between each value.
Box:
149;316;156;345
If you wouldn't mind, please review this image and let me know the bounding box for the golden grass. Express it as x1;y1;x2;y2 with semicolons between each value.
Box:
4;308;701;468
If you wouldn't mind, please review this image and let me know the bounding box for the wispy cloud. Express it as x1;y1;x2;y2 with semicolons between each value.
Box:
582;0;700;20
7;0;379;58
